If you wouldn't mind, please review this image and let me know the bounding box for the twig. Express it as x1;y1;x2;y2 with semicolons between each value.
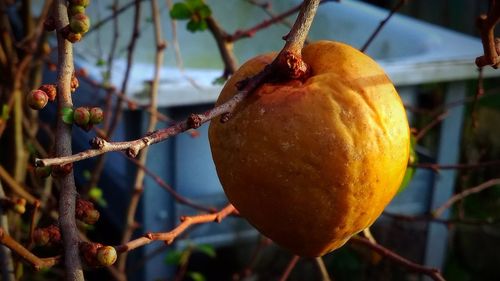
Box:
0;228;60;271
415;111;449;141
0;166;37;204
383;211;500;226
278;255;300;281
412;159;500;171
54;0;84;280
349;237;446;281
361;0;408;52
433;178;500;218
205;16;238;78
87;0;148;35
471;67;484;128
128;158;214;213
315;257;331;281
115;204;235;253
118;0;165;272
0;182;14;281
475;0;500;68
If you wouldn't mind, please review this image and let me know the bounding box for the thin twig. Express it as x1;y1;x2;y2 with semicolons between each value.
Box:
115;204;236;253
383;211;500;226
412;159;500;171
415;111;449;141
278;255;300;281
118;0;165;272
350;237;446;281
0;228;60;271
0;182;14;281
315;257;331;281
361;0;408;52
433;178;500;218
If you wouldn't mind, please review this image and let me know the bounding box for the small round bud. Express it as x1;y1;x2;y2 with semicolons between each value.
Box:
71;75;79;92
96;246;117;266
13;198;26;214
66;32;82;43
38;84;57;101
35;166;52;178
69;5;86;15
70;13;90;34
73;107;90;126
89;107;103;124
82;209;100;225
27;90;48;110
70;0;90;7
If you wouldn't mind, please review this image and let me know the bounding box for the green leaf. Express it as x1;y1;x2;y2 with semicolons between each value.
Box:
170;3;192;20
197;5;211;19
96;58;106;67
165;250;183;265
1;104;9;120
61;107;74;124
186;19;207;32
397;135;417;194
187;271;206;281
212;76;227;85
195;244;216;258
185;0;205;9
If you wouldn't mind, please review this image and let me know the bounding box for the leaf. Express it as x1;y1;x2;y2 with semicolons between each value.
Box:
397;134;417;194
195;244;216;258
197;5;211;19
170;2;192;20
185;0;205;10
1;104;9;120
212;76;227;85
164;250;183;265
187;271;206;281
83;170;92;180
61;107;74;124
96;58;106;67
186;19;207;32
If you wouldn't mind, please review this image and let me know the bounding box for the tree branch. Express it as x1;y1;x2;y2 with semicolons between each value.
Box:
36;0;322;168
54;0;84;280
115;204;236;253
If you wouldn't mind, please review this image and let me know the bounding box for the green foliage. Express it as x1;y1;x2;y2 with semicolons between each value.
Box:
165;250;183;265
89;186;107;207
61;107;74;124
169;0;212;33
187;271;206;281
195;244;216;258
397;134;417;194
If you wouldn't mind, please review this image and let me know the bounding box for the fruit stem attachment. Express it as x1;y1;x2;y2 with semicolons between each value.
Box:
273;0;320;80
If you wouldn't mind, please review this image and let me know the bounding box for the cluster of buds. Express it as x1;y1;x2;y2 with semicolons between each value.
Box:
62;0;91;43
80;242;117;267
73;106;103;131
34;163;73;179
76;198;100;225
33;225;61;247
26;84;57;110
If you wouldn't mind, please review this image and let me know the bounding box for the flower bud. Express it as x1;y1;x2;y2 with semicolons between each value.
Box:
38;84;57;102
27;90;48;110
70;13;90;34
96;246;117;266
89;107;103;124
73;107;90;126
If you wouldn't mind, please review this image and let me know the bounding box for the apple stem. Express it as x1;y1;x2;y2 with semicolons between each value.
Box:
272;0;320;80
